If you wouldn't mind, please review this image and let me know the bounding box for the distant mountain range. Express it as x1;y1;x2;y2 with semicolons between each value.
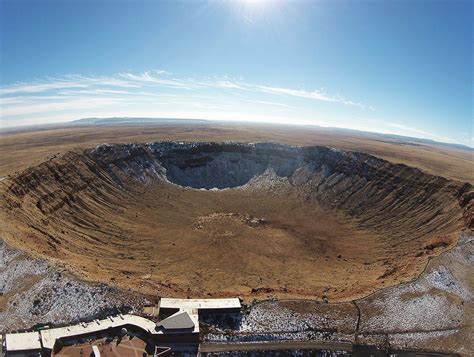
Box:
72;117;210;126
317;126;474;152
69;117;473;152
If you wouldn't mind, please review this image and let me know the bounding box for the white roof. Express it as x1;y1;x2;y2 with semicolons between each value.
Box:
159;298;241;310
156;311;195;330
155;308;199;334
40;314;156;349
5;331;41;351
187;309;200;333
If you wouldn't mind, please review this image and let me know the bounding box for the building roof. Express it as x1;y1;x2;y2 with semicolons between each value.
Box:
155;308;200;334
5;331;42;351
156;311;195;330
4;298;241;351
159;298;241;310
40;314;156;349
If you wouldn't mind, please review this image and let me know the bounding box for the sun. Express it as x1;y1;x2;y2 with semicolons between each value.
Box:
243;0;269;5
239;0;272;12
232;0;279;25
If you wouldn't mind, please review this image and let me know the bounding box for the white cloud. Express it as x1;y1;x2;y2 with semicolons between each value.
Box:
1;71;364;107
2;97;125;117
245;99;291;108
118;71;197;89
0;70;371;121
0;80;88;95
258;85;336;102
0;70;385;137
257;85;374;110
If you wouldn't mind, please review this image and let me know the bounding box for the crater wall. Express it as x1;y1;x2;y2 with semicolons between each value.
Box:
1;141;472;301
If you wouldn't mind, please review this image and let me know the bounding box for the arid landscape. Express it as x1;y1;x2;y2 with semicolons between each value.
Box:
1;121;472;183
2;0;471;355
1;123;472;300
1;121;473;355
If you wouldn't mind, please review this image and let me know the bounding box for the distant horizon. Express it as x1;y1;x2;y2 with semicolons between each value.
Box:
2;116;472;150
1;1;472;147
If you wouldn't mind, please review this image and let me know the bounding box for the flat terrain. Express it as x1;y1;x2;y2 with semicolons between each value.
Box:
1;122;472;182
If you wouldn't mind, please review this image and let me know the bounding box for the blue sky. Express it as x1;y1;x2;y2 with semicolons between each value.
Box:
0;0;472;146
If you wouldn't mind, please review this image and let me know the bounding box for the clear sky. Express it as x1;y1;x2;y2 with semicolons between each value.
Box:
0;0;472;146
